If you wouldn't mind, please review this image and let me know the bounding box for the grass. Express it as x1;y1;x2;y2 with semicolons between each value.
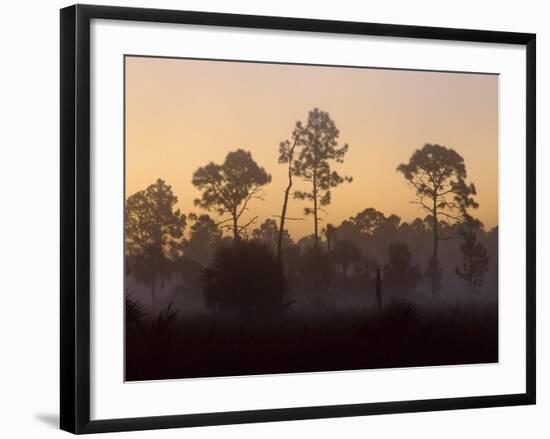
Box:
125;299;498;381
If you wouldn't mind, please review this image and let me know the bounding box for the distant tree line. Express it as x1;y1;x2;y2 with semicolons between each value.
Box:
125;108;492;312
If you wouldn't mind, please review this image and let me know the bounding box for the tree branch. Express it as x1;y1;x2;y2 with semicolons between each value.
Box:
437;211;462;222
272;215;305;221
234;187;260;220
237;216;258;232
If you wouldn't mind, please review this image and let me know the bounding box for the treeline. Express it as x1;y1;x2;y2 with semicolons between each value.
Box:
125;108;494;312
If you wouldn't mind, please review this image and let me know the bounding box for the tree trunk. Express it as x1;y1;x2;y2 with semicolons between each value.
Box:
277;138;299;261
431;198;439;299
151;281;156;307
277;188;290;261
232;214;240;242
376;268;382;311
313;171;319;250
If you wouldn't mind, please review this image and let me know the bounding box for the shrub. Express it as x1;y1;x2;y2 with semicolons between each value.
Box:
383;297;418;325
152;302;178;338
299;246;334;292
125;291;145;328
202;240;288;314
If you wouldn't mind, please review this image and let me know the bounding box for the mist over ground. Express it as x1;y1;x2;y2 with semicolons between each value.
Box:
125;212;498;381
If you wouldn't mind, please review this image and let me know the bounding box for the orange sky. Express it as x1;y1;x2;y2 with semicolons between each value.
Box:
125;56;498;240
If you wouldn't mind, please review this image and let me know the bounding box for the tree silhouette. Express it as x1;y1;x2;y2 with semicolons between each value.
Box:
293;109;352;249
252;218;292;254
455;218;489;295
397;144;478;298
185;213;222;267
333;239;361;279
132;246;173;305
383;242;421;296
333;219;362;246
192;149;271;241
296;234;318;251
125;179;186;304
277;121;304;260
378;214;401;233
324;223;337;253
349;208;386;235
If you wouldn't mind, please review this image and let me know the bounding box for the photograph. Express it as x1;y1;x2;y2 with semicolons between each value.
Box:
124;55;499;382
0;0;541;435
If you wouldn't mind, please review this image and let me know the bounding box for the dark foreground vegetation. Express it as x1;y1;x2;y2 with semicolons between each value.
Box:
126;299;497;381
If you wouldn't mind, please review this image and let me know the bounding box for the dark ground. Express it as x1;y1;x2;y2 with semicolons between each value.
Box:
125;299;498;381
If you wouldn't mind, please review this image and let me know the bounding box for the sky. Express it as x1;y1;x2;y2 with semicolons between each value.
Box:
125;56;498;240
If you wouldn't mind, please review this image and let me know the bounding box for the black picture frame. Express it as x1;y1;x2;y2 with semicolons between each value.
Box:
60;4;536;434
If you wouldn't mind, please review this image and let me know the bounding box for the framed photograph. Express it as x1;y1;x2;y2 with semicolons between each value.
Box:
60;4;536;434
